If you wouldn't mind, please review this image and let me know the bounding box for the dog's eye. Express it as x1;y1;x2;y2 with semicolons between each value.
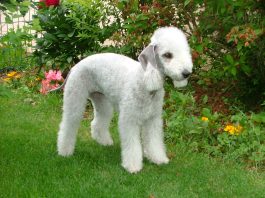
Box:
163;52;173;59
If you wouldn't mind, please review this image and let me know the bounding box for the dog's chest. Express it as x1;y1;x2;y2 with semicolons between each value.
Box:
133;90;164;120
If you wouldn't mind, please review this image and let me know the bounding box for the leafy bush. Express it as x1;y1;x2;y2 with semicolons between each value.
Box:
186;0;265;107
33;0;115;70
164;85;265;168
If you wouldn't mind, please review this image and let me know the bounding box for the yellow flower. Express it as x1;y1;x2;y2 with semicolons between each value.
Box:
224;125;236;134
7;71;18;77
3;77;11;82
5;71;22;80
224;124;243;135
201;117;209;122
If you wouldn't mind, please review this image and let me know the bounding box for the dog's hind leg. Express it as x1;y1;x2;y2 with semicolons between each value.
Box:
90;92;114;146
57;74;89;156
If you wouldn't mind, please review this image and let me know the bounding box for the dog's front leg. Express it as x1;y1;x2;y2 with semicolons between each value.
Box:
118;114;143;173
142;116;169;165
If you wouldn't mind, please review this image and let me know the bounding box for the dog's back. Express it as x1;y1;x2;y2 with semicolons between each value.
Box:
68;53;144;105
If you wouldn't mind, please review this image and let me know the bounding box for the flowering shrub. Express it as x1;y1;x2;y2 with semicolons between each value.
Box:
189;1;265;107
40;70;63;94
164;84;265;168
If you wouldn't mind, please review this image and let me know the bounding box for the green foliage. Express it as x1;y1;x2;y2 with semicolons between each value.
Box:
33;0;115;70
0;30;28;68
0;0;34;69
164;85;265;168
217;112;265;166
187;0;265;106
0;0;31;18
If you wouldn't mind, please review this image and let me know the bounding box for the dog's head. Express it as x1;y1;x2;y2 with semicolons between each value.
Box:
138;27;193;91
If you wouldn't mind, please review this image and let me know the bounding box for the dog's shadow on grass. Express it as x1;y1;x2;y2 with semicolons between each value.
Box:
54;139;122;170
52;129;166;174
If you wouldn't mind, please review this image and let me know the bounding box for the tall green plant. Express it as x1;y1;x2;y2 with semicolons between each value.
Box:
33;0;115;70
0;28;34;69
0;0;34;69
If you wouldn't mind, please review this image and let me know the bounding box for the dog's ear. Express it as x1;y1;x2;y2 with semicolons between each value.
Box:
138;44;163;92
138;44;157;70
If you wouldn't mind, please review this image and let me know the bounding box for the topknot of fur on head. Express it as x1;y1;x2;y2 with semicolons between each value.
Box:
150;27;189;50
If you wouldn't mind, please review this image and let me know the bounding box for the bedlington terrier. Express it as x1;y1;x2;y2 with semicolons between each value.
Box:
57;27;193;173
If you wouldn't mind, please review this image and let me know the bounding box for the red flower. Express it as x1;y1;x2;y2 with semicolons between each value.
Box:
46;0;60;6
39;0;60;8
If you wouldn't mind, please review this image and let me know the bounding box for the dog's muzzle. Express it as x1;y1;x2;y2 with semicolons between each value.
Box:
182;69;191;79
173;69;192;88
173;79;188;88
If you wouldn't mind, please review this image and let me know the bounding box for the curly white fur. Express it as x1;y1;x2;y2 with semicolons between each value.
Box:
57;27;193;173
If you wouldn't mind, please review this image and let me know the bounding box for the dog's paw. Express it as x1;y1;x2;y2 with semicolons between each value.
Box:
153;156;169;165
145;152;169;165
96;137;114;146
91;133;114;146
122;161;143;174
58;147;74;157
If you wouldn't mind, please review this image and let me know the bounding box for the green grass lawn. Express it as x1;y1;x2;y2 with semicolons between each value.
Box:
1;85;265;197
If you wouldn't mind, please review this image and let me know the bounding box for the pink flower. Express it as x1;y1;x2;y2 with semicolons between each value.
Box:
40;70;63;94
55;70;63;81
40;79;61;95
45;70;63;81
45;70;55;81
40;79;51;95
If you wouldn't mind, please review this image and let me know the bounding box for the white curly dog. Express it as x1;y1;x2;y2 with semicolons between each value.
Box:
57;27;193;173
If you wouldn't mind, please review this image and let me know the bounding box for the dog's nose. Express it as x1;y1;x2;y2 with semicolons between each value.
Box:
182;70;191;79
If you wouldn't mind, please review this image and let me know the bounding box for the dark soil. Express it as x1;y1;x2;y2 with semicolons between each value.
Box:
192;81;232;115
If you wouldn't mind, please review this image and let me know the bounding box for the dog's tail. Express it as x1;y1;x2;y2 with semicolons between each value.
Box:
48;70;71;93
